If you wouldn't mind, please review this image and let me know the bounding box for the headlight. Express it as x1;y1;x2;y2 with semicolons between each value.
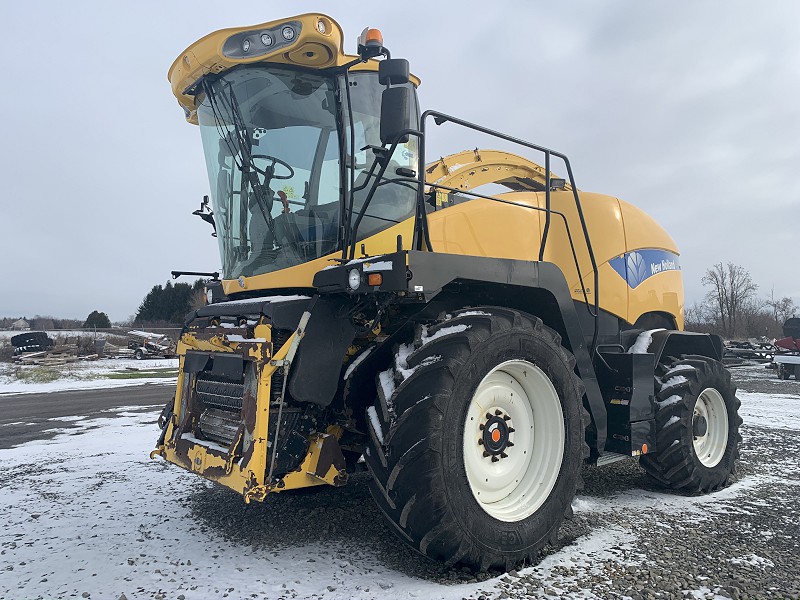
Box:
206;288;214;305
260;33;273;47
242;39;251;53
281;26;295;41
348;269;361;290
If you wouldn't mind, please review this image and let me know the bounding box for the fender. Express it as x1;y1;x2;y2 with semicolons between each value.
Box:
649;330;723;365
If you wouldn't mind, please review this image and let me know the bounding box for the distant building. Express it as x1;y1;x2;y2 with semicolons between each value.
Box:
11;318;30;331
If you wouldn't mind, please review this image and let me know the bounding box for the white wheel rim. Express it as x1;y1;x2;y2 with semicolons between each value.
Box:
693;388;729;467
463;359;565;522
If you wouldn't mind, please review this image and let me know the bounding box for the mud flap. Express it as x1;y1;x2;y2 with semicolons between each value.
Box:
288;297;356;406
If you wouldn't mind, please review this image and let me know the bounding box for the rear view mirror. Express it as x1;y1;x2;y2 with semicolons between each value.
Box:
380;87;411;145
378;59;410;85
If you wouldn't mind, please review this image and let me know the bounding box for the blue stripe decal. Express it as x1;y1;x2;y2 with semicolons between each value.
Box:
609;249;681;289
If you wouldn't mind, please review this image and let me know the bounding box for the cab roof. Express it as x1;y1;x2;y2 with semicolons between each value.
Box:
168;13;421;124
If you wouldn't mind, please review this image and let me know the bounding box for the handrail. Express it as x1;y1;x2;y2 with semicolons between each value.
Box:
417;110;600;350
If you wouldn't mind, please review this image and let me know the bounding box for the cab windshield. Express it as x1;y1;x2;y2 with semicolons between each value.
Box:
197;65;418;279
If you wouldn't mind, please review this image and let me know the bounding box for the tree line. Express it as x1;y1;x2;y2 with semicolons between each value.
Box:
686;261;796;339
134;279;206;325
0;313;112;330
2;279;207;332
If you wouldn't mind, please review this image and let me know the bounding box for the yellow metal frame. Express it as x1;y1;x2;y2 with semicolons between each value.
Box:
169;13;420;124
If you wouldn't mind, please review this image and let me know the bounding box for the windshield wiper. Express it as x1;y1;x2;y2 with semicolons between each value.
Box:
203;79;278;241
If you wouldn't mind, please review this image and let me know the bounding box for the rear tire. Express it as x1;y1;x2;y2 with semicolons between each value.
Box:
134;348;145;360
640;356;741;492
364;307;587;571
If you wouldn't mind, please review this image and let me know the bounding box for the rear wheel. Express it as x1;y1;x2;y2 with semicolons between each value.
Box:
134;348;145;360
640;356;741;492
364;307;587;571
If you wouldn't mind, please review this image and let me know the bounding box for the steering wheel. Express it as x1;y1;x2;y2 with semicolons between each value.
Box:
251;154;295;180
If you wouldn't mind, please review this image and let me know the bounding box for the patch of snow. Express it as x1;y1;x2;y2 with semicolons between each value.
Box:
433;163;464;183
729;553;774;568
0;358;178;396
665;415;680;427
397;355;441;381
180;432;230;454
573;475;773;523
217;294;311;307
345;254;385;266
421;324;469;346
225;335;267;343
686;586;733;600
362;260;393;272
0;376;176;396
627;328;665;354
367;406;384;444
662;375;688;389
344;346;374;380
664;364;696;378
738;391;800;431
658;394;683;408
378;368;396;405
456;310;491;317
395;342;415;371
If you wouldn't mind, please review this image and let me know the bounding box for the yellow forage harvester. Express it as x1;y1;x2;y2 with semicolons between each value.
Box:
150;13;742;571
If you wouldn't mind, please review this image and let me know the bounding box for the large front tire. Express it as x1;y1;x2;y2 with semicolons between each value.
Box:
364;307;587;571
640;356;741;492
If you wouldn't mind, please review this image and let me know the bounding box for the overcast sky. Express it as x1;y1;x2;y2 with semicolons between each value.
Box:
1;1;798;322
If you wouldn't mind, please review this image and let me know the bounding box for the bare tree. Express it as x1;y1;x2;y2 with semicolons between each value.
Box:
701;262;758;339
765;288;797;329
684;301;712;333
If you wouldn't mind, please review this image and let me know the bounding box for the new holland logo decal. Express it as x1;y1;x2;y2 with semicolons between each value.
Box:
609;249;681;289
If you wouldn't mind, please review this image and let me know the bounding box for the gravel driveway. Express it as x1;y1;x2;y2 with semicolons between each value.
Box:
1;363;797;599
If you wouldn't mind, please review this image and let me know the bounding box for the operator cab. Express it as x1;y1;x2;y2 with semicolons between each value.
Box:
196;63;419;280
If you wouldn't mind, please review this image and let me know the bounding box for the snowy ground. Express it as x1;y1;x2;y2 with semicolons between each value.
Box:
0;358;178;396
0;330;92;340
0;367;798;600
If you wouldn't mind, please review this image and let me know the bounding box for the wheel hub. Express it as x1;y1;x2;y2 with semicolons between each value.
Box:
479;411;515;461
693;414;708;437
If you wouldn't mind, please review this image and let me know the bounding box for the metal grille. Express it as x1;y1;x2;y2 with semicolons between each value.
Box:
267;407;308;476
195;373;244;412
271;329;292;403
198;408;240;447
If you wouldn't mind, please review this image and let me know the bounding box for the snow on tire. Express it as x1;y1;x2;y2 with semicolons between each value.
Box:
640;355;742;493
363;306;587;571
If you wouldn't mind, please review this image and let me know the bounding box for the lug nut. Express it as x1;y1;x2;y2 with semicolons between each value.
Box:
478;439;484;445
495;409;503;416
491;456;499;463
500;452;508;459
